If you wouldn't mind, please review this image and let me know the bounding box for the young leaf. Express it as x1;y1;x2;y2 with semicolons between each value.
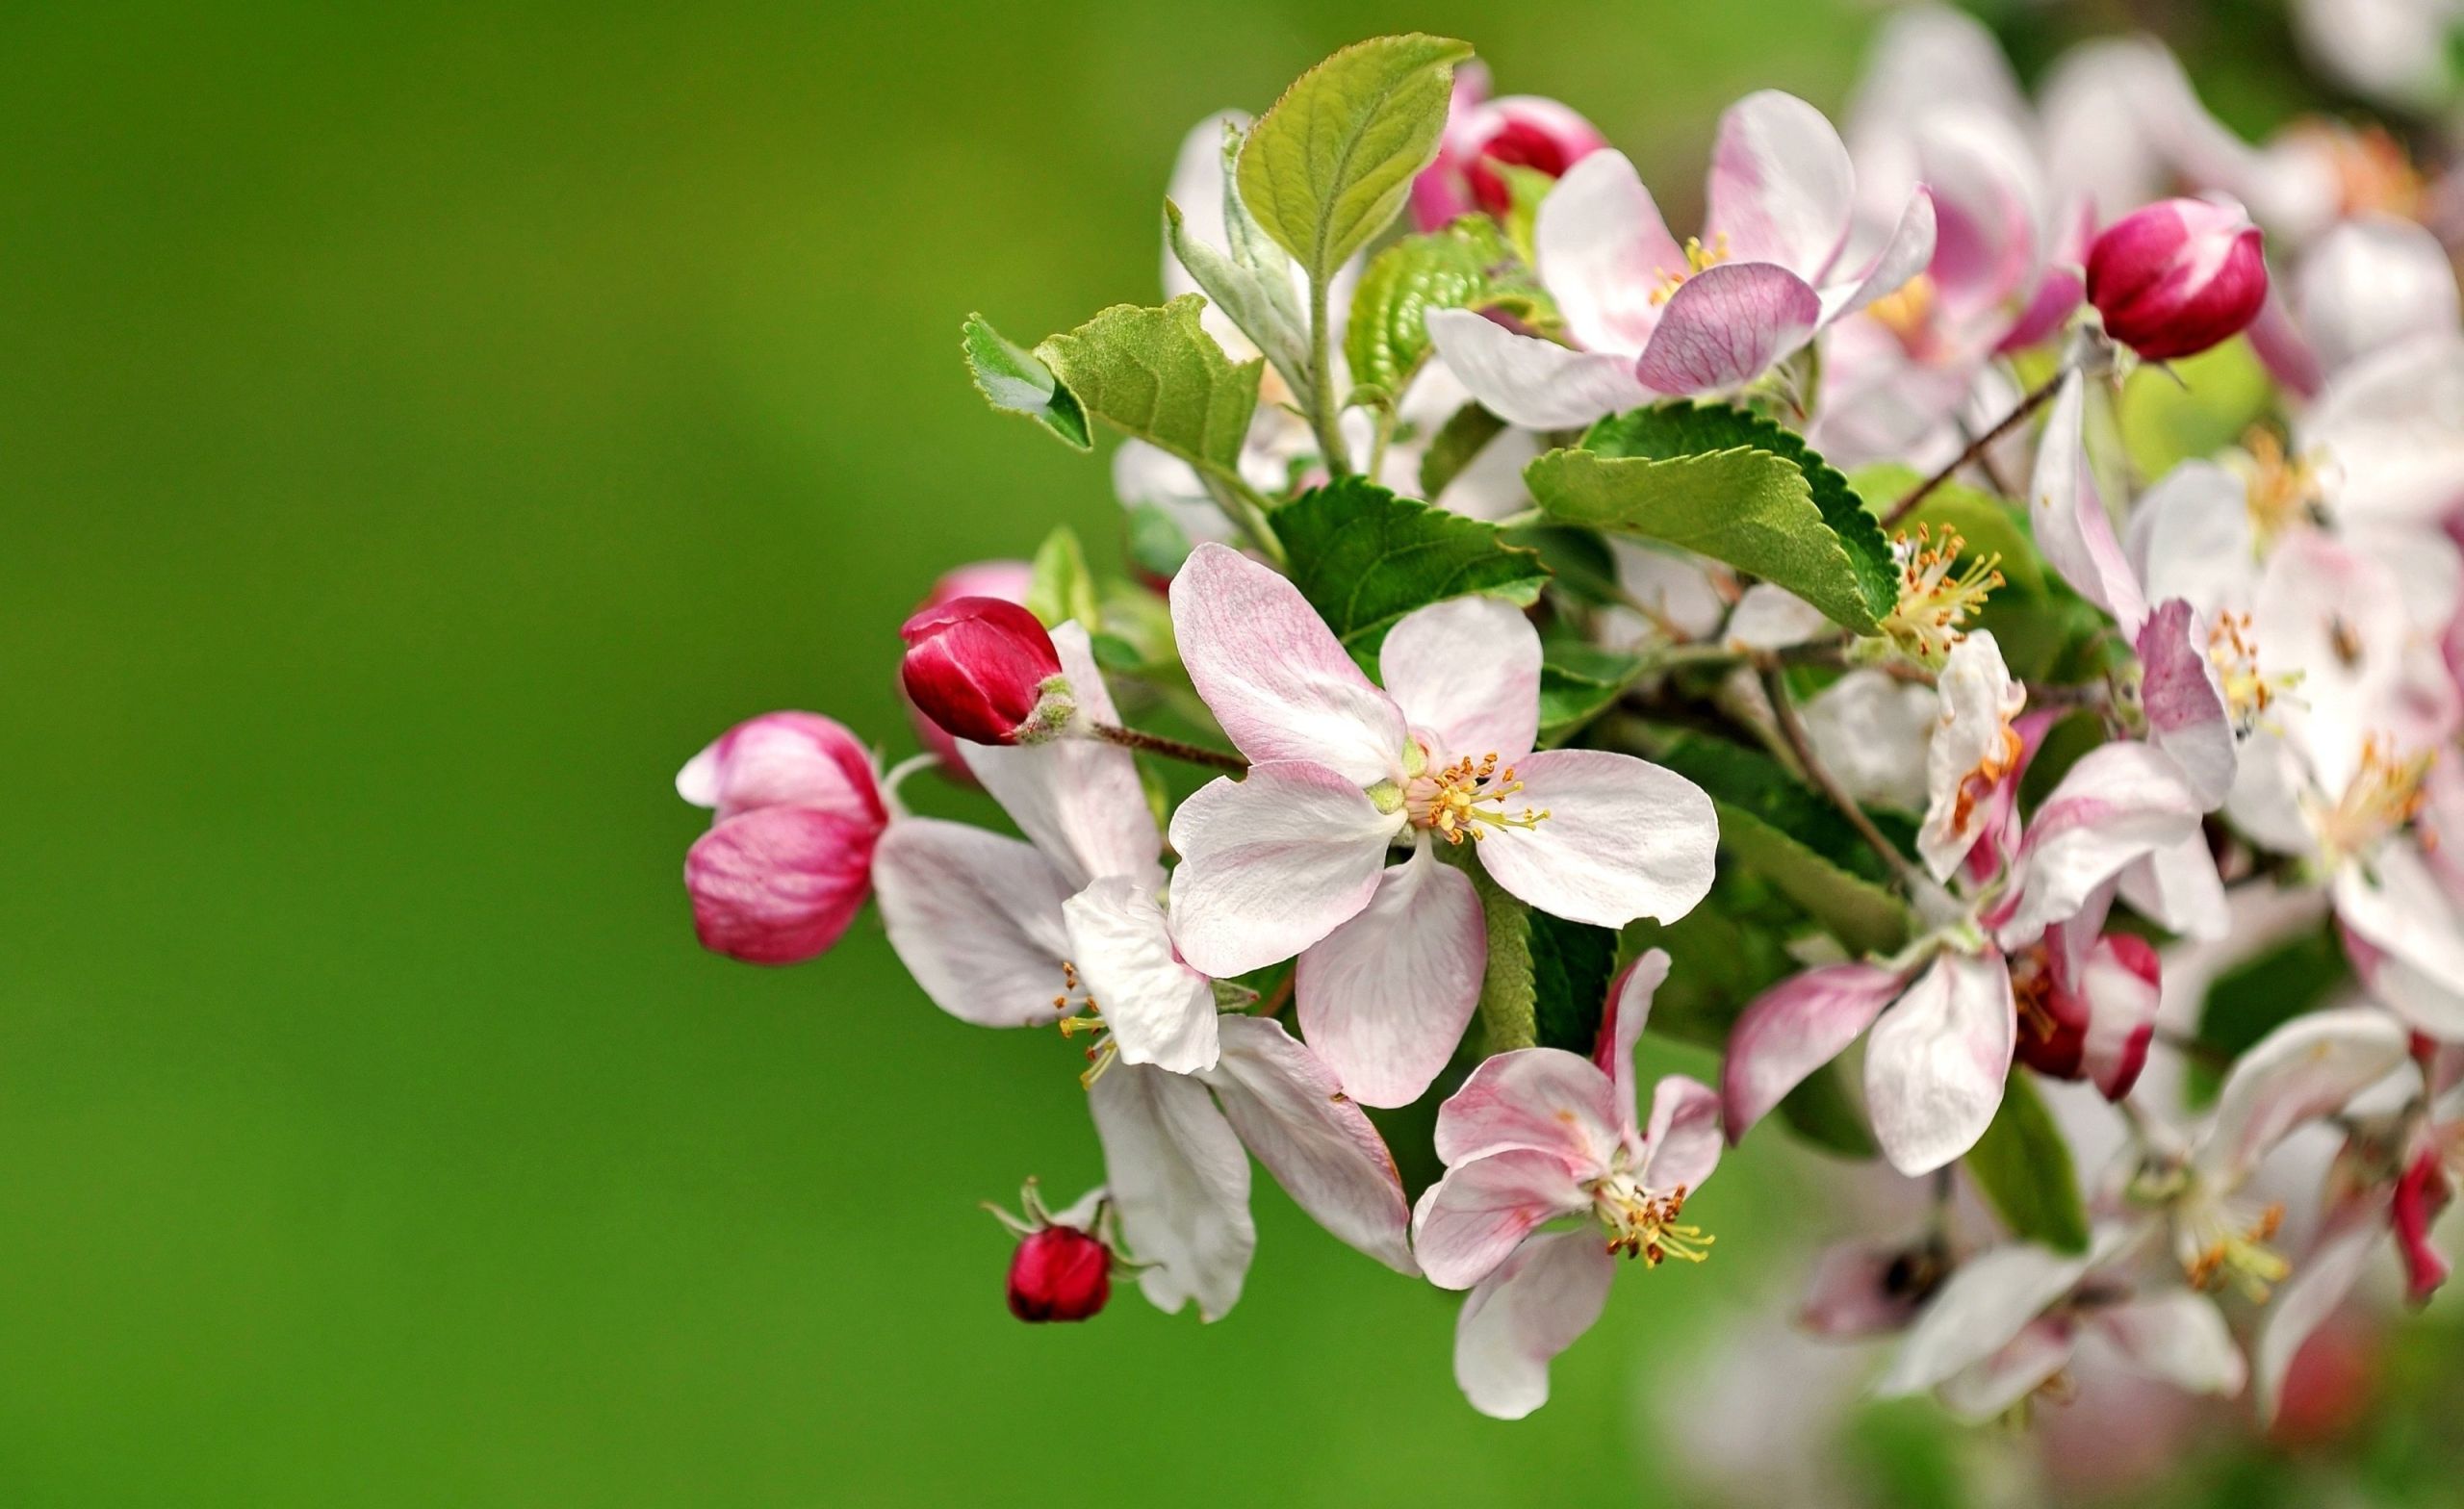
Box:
1345;218;1547;398
1964;1071;2091;1254
1420;402;1507;499
1034;296;1265;483
1164;122;1312;400
1530;910;1619;1055
1272;477;1548;648
1024;526;1102;631
1236;34;1476;285
962;314;1091;448
1123;502;1194;582
1527;403;1897;633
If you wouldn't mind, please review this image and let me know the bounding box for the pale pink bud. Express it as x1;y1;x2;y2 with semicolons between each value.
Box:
1006;1224;1112;1322
684;805;880;964
676;711;883;825
2086;197;2269;360
901;561;1033;779
1410;64;1608;229
898;597;1071;747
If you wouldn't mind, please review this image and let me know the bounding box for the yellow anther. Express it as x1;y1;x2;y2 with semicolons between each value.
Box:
1866;273;1937;352
1405;751;1549;845
1881;524;2003;669
1649;234;1732;306
2317;737;2435;864
2229;428;2328;549
1593;1179;1714;1266
2185;1201;2289;1303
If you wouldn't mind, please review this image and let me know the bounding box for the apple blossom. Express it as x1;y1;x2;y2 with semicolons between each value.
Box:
899;596;1075;747
902;559;1036;778
2086;197;2269;360
676;711;888;964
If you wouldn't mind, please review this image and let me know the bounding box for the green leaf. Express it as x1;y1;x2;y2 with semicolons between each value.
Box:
1164;121;1312;400
1652;732;1913;956
1345;217;1547;398
1965;1071;2091;1253
1527;403;1897;633
1776;1062;1880;1160
1491;162;1554;268
1272;477;1548;648
1530;910;1619;1054
2188;917;2351;1106
1462;859;1537;1058
2118;338;2272;482
1419;402;1507;500
1536;641;1646;746
1034;296;1264;487
1024;526;1102;630
1622;875;1802;1051
962;313;1090;448
1236;34;1475;284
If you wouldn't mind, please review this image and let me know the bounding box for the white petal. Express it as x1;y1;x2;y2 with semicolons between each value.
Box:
1201;1014;1417;1274
1474;750;1717;929
2334;845;2464;1038
1294;842;1485;1109
2137;600;2236;810
2197;1007;2412;1188
962;623;1163;891
1802;671;1938;812
2091;1291;2246;1396
2125;459;2257;620
2118;836;2230;941
1722;584;1834;651
2295;216;2461;376
1411;1147;1594;1291
1380;595;1542;763
1168;543;1406;786
1423;308;1653;431
872;819;1077;1029
1919;630;2026;881
1996;742;2206;948
1637;1074;1723;1195
1063;876;1219;1075
1087;1061;1254;1321
1434;1047;1622;1172
1705;90;1856;281
1534;149;1681;355
1864;952;2015;1176
1876;1241;2092;1397
1720;962;1905;1139
2029;371;2148;636
1935;1318;2076;1421
1816;187;1937;325
1451;1229;1619;1419
2253;1195;2387;1424
1165;761;1400;978
1602;949;1672;1146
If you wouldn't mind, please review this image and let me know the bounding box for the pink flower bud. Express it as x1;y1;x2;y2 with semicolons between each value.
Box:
1410;64;1608;230
900;561;1034;780
677;710;887;964
1006;1224;1112;1322
2085;197;2269;361
899;596;1071;747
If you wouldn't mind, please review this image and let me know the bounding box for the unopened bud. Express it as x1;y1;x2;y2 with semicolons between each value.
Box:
900;561;1034;780
1411;64;1608;229
899;597;1072;747
1007;1224;1112;1322
2086;197;2269;361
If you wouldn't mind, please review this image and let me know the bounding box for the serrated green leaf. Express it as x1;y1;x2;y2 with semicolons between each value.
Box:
962;313;1091;448
1164;121;1312;401
2189;917;2351;1106
1024;525;1102;630
1537;642;1646;746
1462;858;1537;1058
1527;403;1897;633
1272;477;1548;648
1965;1072;2091;1253
1033;295;1264;489
1345;218;1547;398
1652;732;1913;956
1237;34;1475;284
1420;402;1507;500
1531;910;1619;1054
1776;1062;1879;1159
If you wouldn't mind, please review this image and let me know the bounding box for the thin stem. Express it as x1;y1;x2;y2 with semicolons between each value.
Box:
1088;722;1245;773
1883;366;2069;526
1306;274;1350;479
1204;474;1288;569
1758;663;1924;892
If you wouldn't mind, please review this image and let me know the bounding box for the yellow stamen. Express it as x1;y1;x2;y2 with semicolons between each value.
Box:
1405;751;1550;845
1649;234;1732;306
2205;611;2297;730
1881;523;2003;668
2185;1200;2289;1303
2228;428;2328;550
1593;1179;1714;1266
2316;737;2435;864
1865;272;1937;354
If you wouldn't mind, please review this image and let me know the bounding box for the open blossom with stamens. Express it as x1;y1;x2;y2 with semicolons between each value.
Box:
1411;955;1724;1418
1164;543;1718;1107
1424;90;1937;423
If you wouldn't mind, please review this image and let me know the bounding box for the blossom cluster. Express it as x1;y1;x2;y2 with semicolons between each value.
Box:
673;12;2464;1430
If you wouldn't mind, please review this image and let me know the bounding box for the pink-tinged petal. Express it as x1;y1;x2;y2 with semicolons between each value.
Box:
2093;1291;2246;1396
677;711;883;825
1167;544;1406;786
1876;1240;2093;1398
1632;262;1822;395
1200;1015;1416;1275
1997;262;2082;354
2297;333;2464;535
683;806;878;965
1165;761;1399;977
1721;962;1904;1140
1380;595;1542;764
1935;1318;2076;1421
2252;531;2412;797
2125;460;2256;631
1996;742;2205;948
2247;287;2324;398
1598;949;1673;1146
1705;90;1855;281
2137;600;2236;809
1919;631;2027;882
2253;1194;2387;1424
962;623;1161;892
1473;749;1718;928
1533;149;1683;355
1422;309;1654;430
1063;876;1219;1075
1433;1047;1621;1173
1637;1074;1723;1195
1864;951;2015;1176
2198;1007;2412;1188
1411;1147;1594;1291
2295;216;2460;377
1913;117;2046;322
1798;1240;1937;1339
2335;847;2464;1038
1087;1061;1253;1322
1816;188;1937;326
2119;834;2231;941
872;818;1076;1028
1451;1229;1618;1420
2030;371;2149;637
2077;933;2163;1100
1294;841;1485;1109
2393;1143;2453;1304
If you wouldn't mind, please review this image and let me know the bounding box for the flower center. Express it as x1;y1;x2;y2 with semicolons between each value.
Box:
1404;751;1549;844
1051;960;1118;1087
2229;428;2327;549
1881;523;2003;668
1865;272;1938;354
1589;1172;1712;1266
2181;1195;2289;1302
2205;611;2295;730
1649;234;1732;306
2316;737;2435;864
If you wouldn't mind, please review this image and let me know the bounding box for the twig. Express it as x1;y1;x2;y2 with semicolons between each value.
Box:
1088;723;1246;772
1884;368;2069;526
1305;274;1349;479
1758;663;1923;891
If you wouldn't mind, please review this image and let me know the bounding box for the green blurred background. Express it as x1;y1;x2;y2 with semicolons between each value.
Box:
0;3;2365;1504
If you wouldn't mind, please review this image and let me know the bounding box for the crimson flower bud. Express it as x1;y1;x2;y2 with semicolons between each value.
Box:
898;597;1072;747
1007;1224;1112;1322
2085;197;2269;361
